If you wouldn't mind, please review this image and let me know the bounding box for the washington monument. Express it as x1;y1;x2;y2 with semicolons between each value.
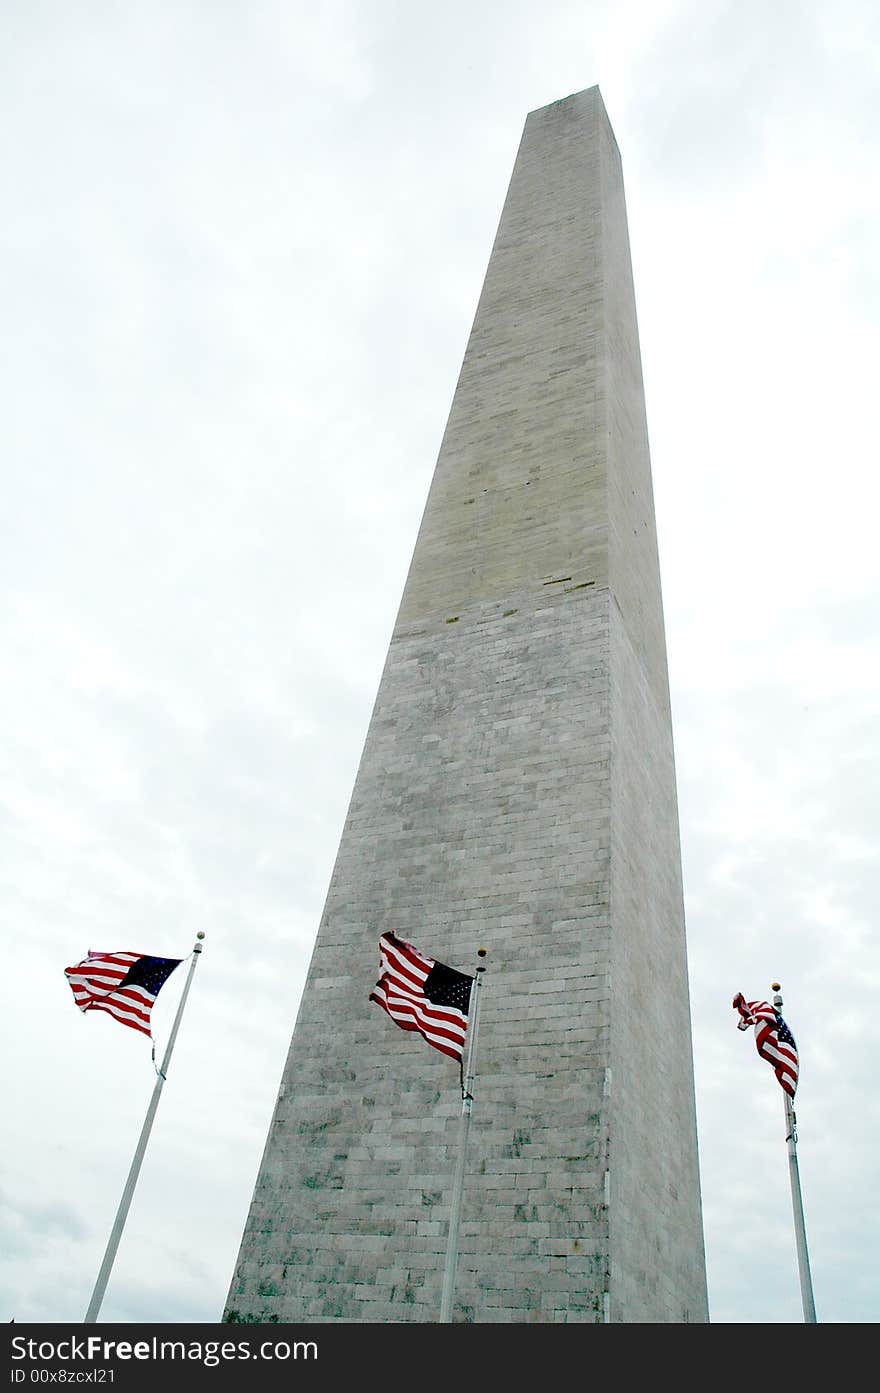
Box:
225;85;708;1323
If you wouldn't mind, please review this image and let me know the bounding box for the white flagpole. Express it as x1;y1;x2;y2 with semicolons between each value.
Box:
440;946;487;1323
771;983;817;1323
83;933;205;1324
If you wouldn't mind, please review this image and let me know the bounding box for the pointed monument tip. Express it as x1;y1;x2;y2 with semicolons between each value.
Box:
529;84;604;118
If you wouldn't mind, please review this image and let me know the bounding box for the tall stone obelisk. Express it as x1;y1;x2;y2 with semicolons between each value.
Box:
225;86;708;1323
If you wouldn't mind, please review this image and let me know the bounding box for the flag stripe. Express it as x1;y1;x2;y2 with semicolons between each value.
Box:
372;989;468;1043
381;937;431;987
88;1000;152;1036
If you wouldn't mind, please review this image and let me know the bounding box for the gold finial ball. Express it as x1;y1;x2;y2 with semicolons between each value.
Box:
197;932;206;940
771;981;781;991
477;947;487;957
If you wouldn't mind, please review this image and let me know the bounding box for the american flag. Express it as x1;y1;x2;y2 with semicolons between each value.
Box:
64;950;182;1039
370;932;473;1063
733;992;799;1097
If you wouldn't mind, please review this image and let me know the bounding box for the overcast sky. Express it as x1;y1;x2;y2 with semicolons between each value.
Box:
2;0;878;1327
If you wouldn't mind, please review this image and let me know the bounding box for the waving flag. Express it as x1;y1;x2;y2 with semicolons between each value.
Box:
65;950;182;1039
733;992;799;1097
370;932;473;1063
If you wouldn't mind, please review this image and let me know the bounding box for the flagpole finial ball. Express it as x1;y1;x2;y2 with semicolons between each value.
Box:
197;932;205;940
477;947;487;957
771;981;781;990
